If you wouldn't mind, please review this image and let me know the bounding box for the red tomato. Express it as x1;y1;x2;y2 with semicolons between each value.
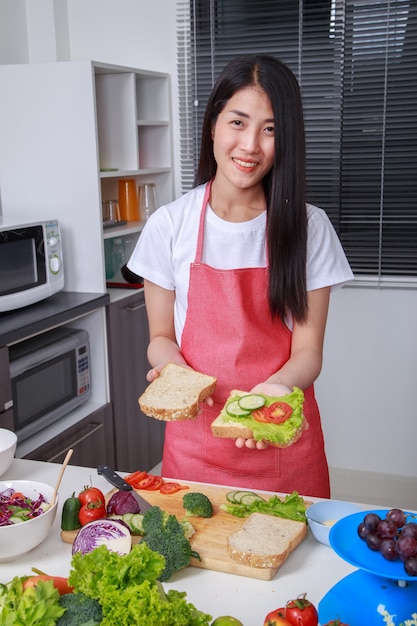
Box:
263;609;292;626
253;402;292;424
146;476;164;490
279;594;318;626
78;499;106;525
125;470;148;486
322;621;349;626
78;486;105;506
159;482;189;494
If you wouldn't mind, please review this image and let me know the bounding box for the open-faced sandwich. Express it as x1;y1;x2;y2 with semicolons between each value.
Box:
211;387;306;447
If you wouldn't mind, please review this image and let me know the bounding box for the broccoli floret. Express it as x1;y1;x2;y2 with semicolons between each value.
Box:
183;492;213;518
140;505;199;582
56;592;102;626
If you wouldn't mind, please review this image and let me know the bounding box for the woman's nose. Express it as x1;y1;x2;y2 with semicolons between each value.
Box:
240;129;260;152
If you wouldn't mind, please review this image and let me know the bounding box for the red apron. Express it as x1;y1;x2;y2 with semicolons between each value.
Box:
162;182;330;498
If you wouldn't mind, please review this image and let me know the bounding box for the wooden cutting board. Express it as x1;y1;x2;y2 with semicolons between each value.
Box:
61;482;307;580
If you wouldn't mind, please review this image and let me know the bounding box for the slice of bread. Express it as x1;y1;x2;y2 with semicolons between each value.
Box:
211;389;307;447
138;363;217;421
227;512;307;569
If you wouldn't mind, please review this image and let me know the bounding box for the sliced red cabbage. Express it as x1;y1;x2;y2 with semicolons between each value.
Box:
0;487;48;526
72;518;132;556
106;490;140;516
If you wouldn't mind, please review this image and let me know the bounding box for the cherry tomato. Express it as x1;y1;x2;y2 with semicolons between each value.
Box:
125;470;148;486
146;476;164;490
322;621;349;626
263;609;292;626
78;486;105;506
279;594;318;626
253;402;292;424
159;482;189;494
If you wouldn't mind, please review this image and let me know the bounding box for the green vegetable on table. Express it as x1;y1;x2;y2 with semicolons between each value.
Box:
61;494;81;531
0;577;65;626
183;492;214;518
220;490;307;523
56;592;102;626
69;543;211;625
140;505;201;582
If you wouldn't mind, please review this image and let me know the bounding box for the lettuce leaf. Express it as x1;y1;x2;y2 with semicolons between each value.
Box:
221;387;305;445
220;490;307;523
68;543;212;626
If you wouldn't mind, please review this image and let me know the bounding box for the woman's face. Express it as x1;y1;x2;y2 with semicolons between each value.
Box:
211;85;275;191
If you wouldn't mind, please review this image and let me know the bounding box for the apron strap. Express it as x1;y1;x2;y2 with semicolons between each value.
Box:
194;180;212;264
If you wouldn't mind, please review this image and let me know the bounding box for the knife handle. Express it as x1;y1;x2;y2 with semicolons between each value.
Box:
97;464;132;491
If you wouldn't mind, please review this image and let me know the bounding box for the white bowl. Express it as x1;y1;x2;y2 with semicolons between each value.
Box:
0;479;58;561
306;499;362;546
0;429;17;477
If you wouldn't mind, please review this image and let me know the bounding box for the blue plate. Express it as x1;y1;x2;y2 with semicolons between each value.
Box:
330;509;417;581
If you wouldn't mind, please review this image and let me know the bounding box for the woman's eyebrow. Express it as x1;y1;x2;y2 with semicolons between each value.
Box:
228;108;274;124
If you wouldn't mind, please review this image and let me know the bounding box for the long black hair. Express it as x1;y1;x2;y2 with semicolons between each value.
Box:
195;54;308;323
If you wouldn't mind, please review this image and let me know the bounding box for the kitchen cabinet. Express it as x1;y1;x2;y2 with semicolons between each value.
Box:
0;346;13;431
23;404;115;467
106;291;165;472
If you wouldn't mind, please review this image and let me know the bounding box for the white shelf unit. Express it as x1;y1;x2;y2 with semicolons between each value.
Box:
95;63;174;280
0;60;175;441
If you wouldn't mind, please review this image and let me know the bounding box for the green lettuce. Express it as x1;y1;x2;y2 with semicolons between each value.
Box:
220;490;307;522
221;387;305;445
68;543;212;626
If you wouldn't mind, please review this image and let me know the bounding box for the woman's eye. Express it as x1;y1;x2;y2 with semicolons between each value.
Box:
265;126;274;134
231;119;243;127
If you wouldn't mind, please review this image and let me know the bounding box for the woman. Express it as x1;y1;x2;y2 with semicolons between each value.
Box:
127;54;353;497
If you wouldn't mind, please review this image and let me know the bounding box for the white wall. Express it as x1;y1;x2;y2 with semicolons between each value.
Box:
1;0;416;506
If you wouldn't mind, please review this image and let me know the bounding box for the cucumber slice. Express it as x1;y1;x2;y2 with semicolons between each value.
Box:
226;399;251;417
229;490;266;504
238;394;266;411
226;490;242;504
239;493;266;505
130;513;145;535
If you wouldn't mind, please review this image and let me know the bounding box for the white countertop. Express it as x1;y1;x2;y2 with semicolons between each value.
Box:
0;459;358;624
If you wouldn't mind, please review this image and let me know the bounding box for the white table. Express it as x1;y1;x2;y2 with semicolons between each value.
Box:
0;458;358;624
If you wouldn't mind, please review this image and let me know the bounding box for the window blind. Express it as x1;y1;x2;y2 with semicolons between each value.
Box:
176;0;417;283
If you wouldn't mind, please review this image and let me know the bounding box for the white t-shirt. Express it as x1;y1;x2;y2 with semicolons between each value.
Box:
128;184;353;343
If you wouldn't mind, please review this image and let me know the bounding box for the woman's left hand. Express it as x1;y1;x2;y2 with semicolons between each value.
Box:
235;437;269;450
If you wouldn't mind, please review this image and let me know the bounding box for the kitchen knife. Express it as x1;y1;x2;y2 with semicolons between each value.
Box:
97;464;152;512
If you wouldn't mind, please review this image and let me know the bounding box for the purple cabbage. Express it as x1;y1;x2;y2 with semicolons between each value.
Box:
0;487;48;526
72;518;131;556
106;490;140;515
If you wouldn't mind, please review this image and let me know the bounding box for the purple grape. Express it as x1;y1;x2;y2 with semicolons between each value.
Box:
404;556;417;576
380;538;399;561
363;512;381;531
366;532;382;551
377;518;398;539
358;521;371;540
400;523;417;540
397;535;417;559
386;508;407;529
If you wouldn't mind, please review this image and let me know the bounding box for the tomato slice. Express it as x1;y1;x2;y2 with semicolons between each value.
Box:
135;475;156;489
125;470;147;486
253;402;292;424
146;476;164;490
159;482;189;494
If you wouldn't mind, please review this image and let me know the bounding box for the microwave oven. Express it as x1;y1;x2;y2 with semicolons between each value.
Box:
9;327;91;442
0;216;64;312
